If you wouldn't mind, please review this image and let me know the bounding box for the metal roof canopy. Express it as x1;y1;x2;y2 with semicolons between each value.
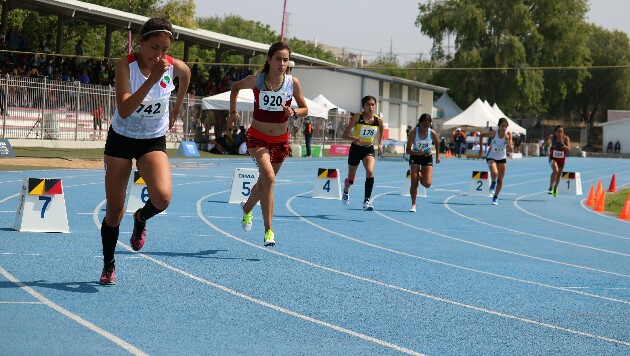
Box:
9;0;448;93
9;0;334;67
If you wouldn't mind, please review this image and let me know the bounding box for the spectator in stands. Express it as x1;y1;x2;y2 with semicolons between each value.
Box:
78;68;90;85
98;17;191;285
615;140;621;153
0;35;7;65
92;105;104;139
607;141;613;153
75;39;84;57
41;34;52;54
538;138;545;156
452;128;466;158
440;137;447;154
304;117;313;157
513;132;521;153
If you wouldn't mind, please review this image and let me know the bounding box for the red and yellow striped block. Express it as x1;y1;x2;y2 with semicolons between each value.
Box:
28;178;63;195
562;172;576;179
317;168;338;178
472;171;489;179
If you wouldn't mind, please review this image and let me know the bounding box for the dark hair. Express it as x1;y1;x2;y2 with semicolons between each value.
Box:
262;42;291;74
361;95;377;107
554;125;564;131
139;18;173;41
418;113;432;124
498;117;508;127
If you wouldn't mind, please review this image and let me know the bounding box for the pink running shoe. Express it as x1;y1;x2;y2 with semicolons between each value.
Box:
130;210;146;251
99;265;116;285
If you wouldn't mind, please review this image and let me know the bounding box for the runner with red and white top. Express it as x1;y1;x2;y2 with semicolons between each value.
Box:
227;42;308;246
99;18;190;285
547;125;571;197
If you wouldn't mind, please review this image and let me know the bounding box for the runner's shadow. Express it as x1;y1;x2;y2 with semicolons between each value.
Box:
0;280;100;294
0;228;14;232
275;214;362;223
118;249;260;262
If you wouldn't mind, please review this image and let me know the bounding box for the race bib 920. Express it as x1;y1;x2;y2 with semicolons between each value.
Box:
258;91;288;111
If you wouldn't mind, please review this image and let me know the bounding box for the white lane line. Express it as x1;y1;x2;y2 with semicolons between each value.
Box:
0;301;44;304
514;192;630;240
442;194;630;257
371;191;630;279
91;199;424;356
199;191;630;346
0;194;18;204
0;266;147;356
288;191;630;304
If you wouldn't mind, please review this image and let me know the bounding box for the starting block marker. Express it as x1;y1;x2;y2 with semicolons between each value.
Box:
467;171;493;197
14;178;69;233
176;141;200;156
401;169;426;197
228;168;259;204
125;171;166;214
558;172;582;195
312;168;341;199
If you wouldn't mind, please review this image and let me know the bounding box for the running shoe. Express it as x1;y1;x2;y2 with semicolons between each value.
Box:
492;196;499;205
264;229;275;246
241;201;253;232
553;188;558;197
409;204;416;212
489;181;496;195
99;263;116;285
547;188;553;195
363;200;374;211
130;210;146;251
342;192;350;206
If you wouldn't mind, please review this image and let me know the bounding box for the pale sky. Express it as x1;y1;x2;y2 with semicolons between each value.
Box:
194;1;630;63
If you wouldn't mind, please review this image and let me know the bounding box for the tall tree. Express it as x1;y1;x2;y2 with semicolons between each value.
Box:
563;25;630;146
416;0;590;121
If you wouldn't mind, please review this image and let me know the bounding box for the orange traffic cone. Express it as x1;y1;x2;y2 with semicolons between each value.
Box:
608;174;617;193
585;185;595;207
446;150;451;158
619;195;630;220
595;179;603;200
594;190;606;213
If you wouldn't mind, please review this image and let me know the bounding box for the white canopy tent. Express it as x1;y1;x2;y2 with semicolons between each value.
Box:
491;103;527;135
434;92;463;120
311;94;349;114
442;98;498;130
201;89;329;119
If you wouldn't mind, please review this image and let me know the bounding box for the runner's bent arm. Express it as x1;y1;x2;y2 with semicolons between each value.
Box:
228;75;257;128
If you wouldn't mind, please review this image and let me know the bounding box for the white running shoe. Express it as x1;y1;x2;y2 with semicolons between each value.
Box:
342;192;350;206
241;201;253;231
363;200;374;211
409;204;416;212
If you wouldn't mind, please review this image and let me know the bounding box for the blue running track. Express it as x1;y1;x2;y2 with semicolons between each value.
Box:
0;156;629;355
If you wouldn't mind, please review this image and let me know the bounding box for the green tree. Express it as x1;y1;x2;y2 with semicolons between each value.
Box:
416;0;590;121
564;25;630;147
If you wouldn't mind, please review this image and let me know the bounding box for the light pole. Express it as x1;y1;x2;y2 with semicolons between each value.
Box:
280;0;287;42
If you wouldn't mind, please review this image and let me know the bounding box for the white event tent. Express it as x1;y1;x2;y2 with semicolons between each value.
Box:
442;98;498;129
311;94;348;114
201;89;329;120
491;103;526;135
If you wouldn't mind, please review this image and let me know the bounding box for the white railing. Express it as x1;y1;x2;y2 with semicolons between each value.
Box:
0;74;202;142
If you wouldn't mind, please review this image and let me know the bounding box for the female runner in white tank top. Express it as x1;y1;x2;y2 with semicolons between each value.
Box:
99;18;191;285
405;113;440;212
477;118;513;205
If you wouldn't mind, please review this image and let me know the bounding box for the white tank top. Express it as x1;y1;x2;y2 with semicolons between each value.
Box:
112;53;175;139
486;132;508;160
413;127;433;153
